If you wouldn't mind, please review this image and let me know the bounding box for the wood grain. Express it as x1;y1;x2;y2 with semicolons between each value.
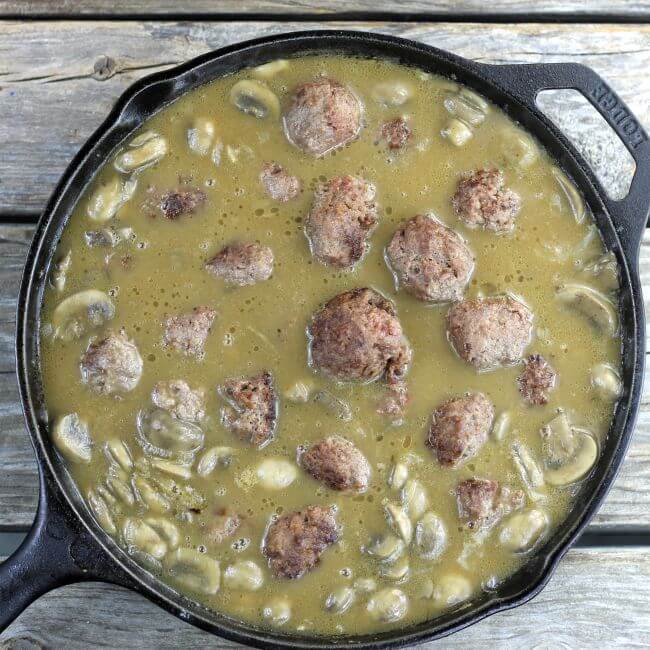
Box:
0;223;648;530
1;21;649;215
1;547;649;648
0;1;648;17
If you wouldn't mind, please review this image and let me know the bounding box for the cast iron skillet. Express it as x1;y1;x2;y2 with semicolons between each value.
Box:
0;30;647;648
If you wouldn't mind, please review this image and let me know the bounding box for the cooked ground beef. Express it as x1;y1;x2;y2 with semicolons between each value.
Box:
517;354;557;405
379;117;412;150
447;296;533;371
456;478;524;530
386;214;474;302
80;330;143;395
162;306;216;358
427;392;494;467
260;162;301;202
308;288;411;384
306;175;378;269
219;371;278;448
151;379;206;422
205;242;274;286
160;187;207;220
300;435;371;492
283;78;362;157
263;505;339;579
452;169;521;233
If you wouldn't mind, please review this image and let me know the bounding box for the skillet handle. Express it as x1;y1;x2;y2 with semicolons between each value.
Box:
477;61;650;262
0;467;128;631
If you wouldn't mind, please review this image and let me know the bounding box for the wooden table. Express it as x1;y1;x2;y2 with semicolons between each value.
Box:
1;3;650;647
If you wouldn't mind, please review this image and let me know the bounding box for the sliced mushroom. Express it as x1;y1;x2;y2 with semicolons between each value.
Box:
150;458;193;480
50;250;72;292
122;518;167;560
414;512;447;561
187;117;215;156
556;283;618;336
230;80;280;120
223;560;264;591
499;508;549;553
401;479;428;520
384;502;413;543
312;390;353;422
166;548;220;595
441;118;473;147
196;446;234;477
443;92;487;127
512;441;545;489
431;574;472;608
251;59;289;80
353;577;377;594
86;488;116;534
371;81;412;107
256;458;298;490
145;517;180;549
52;413;92;464
106;472;135;506
262;597;291;626
388;461;408;490
104;439;133;472
284;380;313;404
114;132;168;174
590;363;623;400
502;129;539;169
136;408;204;460
544;428;598;486
379;557;410;582
583;251;619;293
551;166;585;224
132;476;171;513
363;534;405;564
325;586;355;614
51;289;115;341
87;176;137;222
492;412;511;442
367;588;408;623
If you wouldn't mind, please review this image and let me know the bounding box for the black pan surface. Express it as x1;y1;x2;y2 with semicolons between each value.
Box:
1;30;647;648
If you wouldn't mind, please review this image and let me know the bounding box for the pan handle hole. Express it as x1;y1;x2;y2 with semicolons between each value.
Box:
537;89;636;201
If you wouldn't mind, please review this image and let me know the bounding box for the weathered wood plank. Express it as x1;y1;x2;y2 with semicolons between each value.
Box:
0;223;648;530
0;1;648;17
1;547;649;648
1;21;649;214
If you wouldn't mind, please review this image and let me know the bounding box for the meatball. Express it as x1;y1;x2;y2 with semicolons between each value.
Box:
517;354;557;406
452;169;521;233
447;296;533;371
283;78;362;157
427;392;494;467
151;380;206;422
306;175;378;269
80;330;143;395
260;162;301;202
263;505;339;579
309;288;411;384
386;214;474;302
205;242;274;286
219;371;278;448
379;117;411;150
300;435;371;492
456;478;524;530
162;306;216;358
160;187;206;220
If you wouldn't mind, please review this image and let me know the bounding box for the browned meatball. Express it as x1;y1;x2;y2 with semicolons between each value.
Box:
205;242;274;286
427;393;494;467
160;187;206;220
80;330;143;395
283;78;362;157
151;380;206;422
263;505;339;579
517;354;557;406
218;371;278;448
447;296;533;371
300;435;371;492
306;175;378;269
379;117;412;150
456;478;524;530
162;306;216;358
386;215;474;303
452;169;521;233
309;288;411;384
260;162;301;202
